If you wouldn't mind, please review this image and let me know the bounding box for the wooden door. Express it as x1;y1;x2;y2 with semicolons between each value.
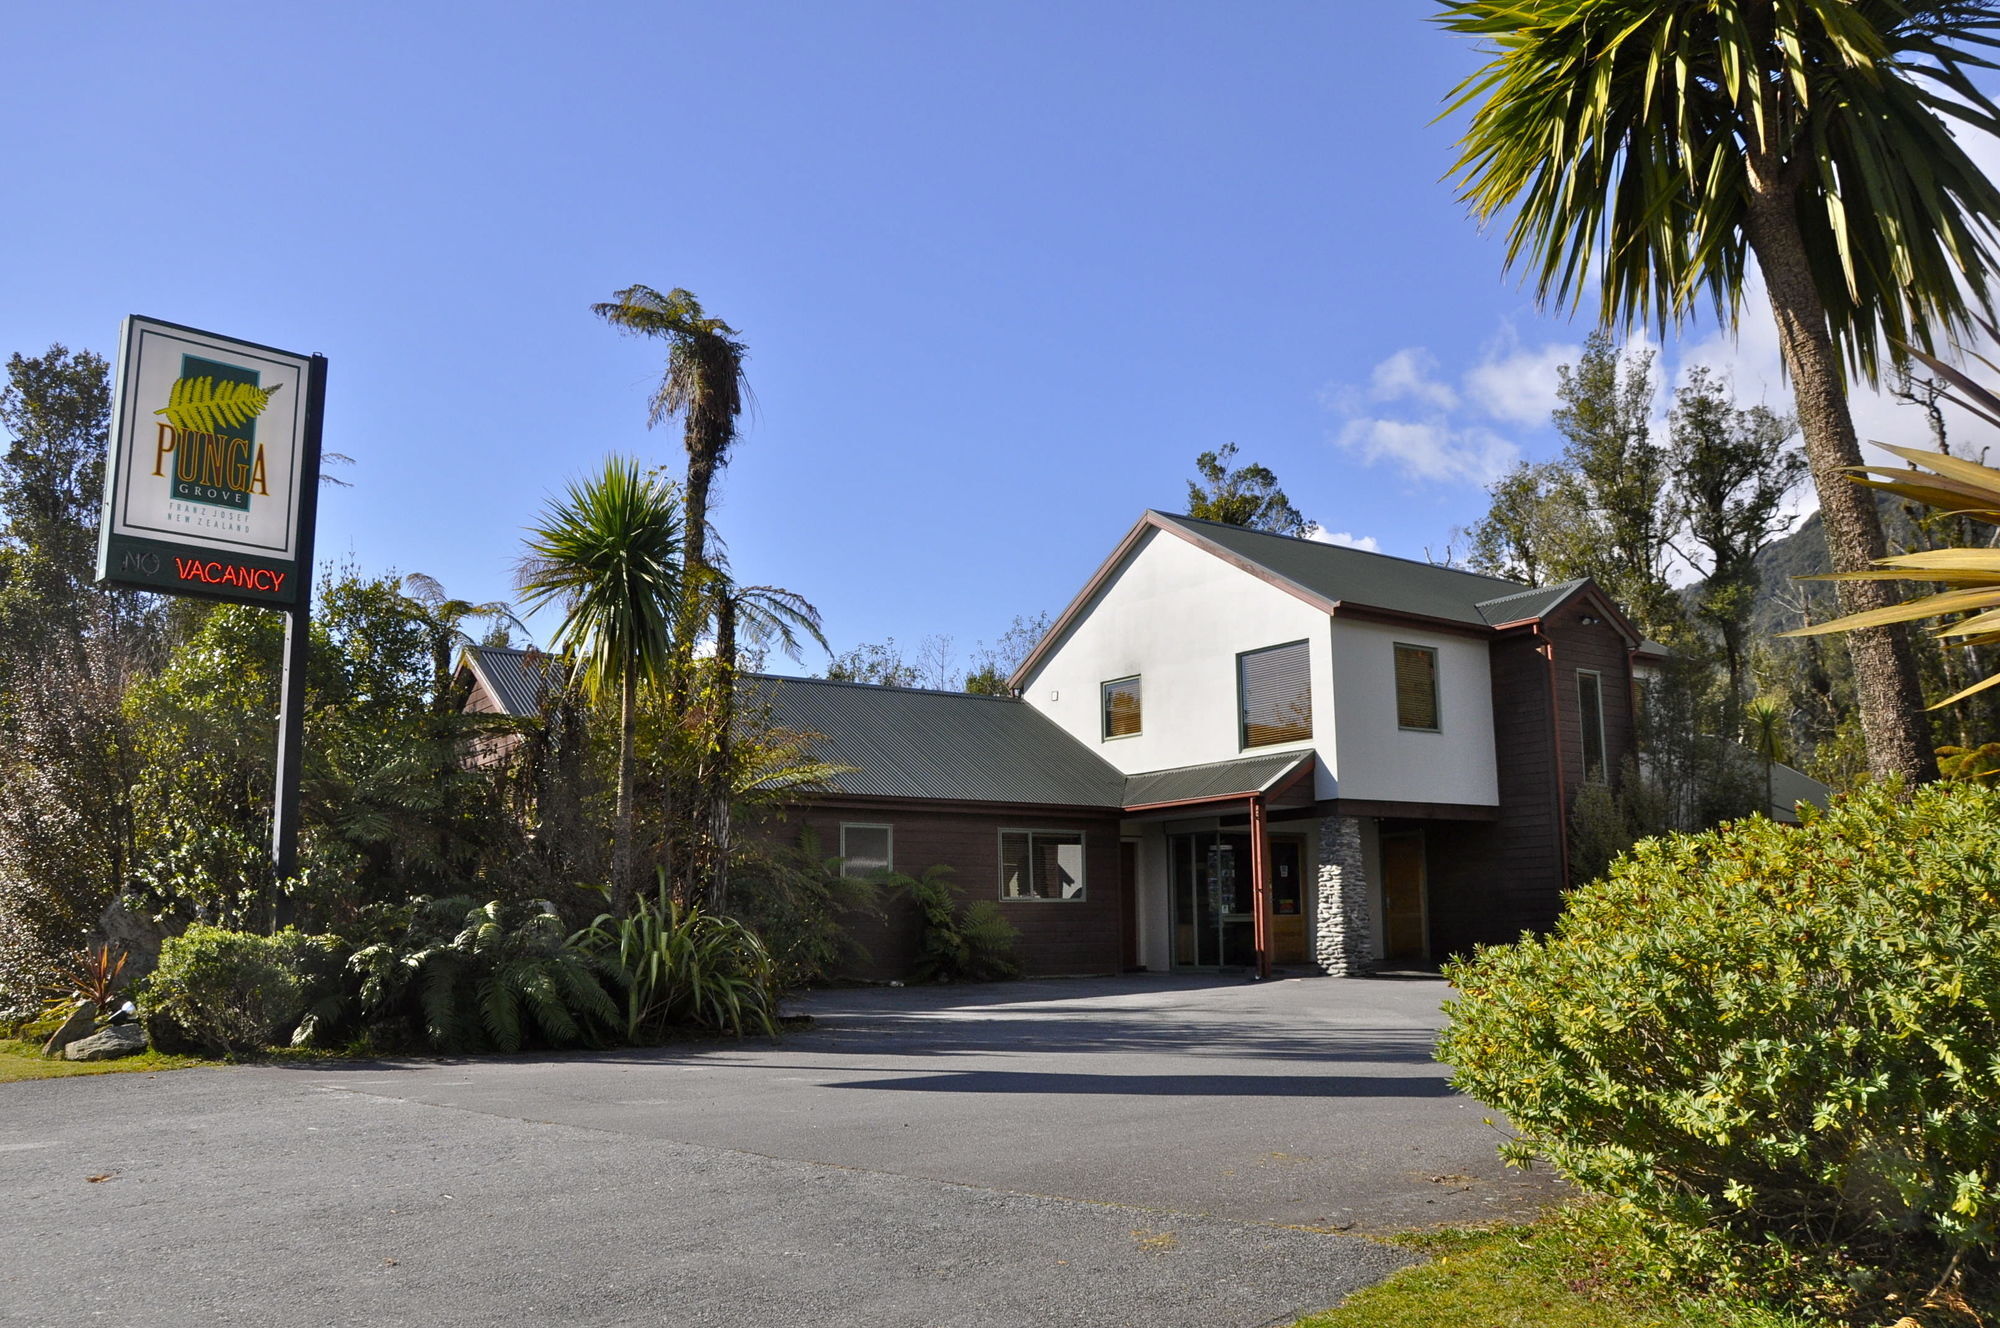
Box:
1268;840;1307;964
1381;833;1428;961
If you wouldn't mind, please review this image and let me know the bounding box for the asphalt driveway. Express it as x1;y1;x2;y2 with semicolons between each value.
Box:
0;973;1560;1327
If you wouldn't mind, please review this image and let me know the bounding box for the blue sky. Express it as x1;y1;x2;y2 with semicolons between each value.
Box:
5;3;1987;673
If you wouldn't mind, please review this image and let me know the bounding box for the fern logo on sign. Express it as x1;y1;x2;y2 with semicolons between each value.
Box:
151;359;285;514
97;317;321;607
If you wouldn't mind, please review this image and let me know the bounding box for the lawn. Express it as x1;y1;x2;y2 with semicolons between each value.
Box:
0;1038;214;1083
1294;1215;1816;1328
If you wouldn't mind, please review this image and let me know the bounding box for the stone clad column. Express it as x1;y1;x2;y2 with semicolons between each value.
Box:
1314;817;1375;976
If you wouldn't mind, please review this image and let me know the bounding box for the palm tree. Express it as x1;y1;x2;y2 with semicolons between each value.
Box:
1439;0;2000;786
515;458;684;908
399;573;529;714
590;286;747;623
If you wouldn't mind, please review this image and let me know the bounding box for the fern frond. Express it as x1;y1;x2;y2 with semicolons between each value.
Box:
153;376;284;432
480;961;529;1052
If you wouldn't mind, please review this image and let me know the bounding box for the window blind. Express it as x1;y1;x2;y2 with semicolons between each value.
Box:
1240;641;1312;747
1102;677;1142;738
1394;645;1440;731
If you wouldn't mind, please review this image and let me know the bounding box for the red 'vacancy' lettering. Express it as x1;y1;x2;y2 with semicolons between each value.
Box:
172;557;286;594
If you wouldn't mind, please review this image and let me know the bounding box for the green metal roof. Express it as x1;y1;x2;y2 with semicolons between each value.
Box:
751;675;1319;812
750;675;1129;807
1121;751;1314;809
1154;513;1537;627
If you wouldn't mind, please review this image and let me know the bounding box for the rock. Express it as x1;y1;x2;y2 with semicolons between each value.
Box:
97;895;169;983
40;1002;98;1058
64;1024;147;1061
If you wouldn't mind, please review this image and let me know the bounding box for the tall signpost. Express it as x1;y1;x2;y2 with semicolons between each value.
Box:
95;317;325;908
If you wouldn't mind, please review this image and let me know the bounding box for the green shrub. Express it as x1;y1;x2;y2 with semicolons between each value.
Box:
729;828;882;989
899;864;1019;984
349;896;621;1054
143;925;345;1054
1439;781;2000;1320
575;874;780;1038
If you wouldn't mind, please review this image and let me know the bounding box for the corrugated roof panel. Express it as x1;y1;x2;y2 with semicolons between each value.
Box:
1156;513;1532;627
1121;751;1315;808
463;645;556;716
750;676;1129;807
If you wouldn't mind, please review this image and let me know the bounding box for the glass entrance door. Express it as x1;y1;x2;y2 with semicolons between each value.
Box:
1169;832;1258;970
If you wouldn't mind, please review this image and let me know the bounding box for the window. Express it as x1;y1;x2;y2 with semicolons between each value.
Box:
1394;644;1440;732
1101;676;1142;739
1239;641;1312;748
839;823;892;877
1000;830;1086;900
1577;670;1607;781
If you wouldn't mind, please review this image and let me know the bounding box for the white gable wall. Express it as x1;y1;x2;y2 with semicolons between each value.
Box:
1327;618;1499;806
1019;527;1337;780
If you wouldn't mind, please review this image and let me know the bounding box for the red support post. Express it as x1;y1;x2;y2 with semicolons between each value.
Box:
1250;795;1272;980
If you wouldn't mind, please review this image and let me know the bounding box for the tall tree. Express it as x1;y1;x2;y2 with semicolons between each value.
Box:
1551;332;1677;631
1668;368;1807;725
1465;335;1680;642
1184;443;1313;536
1441;0;2000;786
516;458;684;909
591;286;747;665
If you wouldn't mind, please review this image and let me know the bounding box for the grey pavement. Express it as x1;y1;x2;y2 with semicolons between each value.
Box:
0;973;1560;1327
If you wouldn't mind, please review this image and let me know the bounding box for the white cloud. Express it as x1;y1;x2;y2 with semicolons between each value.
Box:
1335;416;1520;486
1463;337;1579;424
1369;348;1460;410
1304;525;1380;552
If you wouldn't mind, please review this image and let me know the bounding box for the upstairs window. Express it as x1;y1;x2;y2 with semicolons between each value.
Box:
1102;676;1142;739
1394;644;1440;732
839;823;893;878
1239;641;1312;748
1578;670;1607;781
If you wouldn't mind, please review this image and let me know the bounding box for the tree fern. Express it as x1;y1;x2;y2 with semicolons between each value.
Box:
153;376;284;433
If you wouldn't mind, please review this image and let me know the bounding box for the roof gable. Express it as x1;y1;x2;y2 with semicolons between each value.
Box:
1010;512;1626;687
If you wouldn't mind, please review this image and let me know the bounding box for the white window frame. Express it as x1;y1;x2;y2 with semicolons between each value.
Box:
838;822;894;878
1577;669;1608;783
999;828;1087;902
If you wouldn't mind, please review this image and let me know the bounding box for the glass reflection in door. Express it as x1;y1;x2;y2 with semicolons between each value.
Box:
1169;831;1258;970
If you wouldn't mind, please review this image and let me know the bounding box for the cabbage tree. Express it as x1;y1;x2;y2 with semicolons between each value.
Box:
1440;0;2000;785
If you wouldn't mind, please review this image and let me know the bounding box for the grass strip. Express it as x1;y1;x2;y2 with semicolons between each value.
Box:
1293;1216;1814;1328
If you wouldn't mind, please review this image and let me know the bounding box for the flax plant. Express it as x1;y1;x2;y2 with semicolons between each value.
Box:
516;458;684;909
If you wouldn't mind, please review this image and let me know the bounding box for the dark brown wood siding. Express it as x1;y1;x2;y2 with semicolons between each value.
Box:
1427;601;1639;946
756;801;1125;980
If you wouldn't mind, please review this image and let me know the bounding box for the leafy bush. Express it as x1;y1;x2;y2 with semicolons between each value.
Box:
142;925;345;1054
576;874;780;1038
899;865;1018;983
349;896;621;1054
729;828;881;988
1440;781;2000;1319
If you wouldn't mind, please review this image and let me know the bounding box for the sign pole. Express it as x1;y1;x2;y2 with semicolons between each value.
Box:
269;353;327;905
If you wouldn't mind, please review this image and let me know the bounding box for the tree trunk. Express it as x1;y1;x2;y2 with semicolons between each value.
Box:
705;594;737;914
613;653;637;911
1743;190;1938;788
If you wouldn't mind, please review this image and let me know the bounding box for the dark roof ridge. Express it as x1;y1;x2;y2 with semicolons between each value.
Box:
745;672;1023;703
1475;578;1590;609
1122;750;1312;780
1151;511;1531;592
